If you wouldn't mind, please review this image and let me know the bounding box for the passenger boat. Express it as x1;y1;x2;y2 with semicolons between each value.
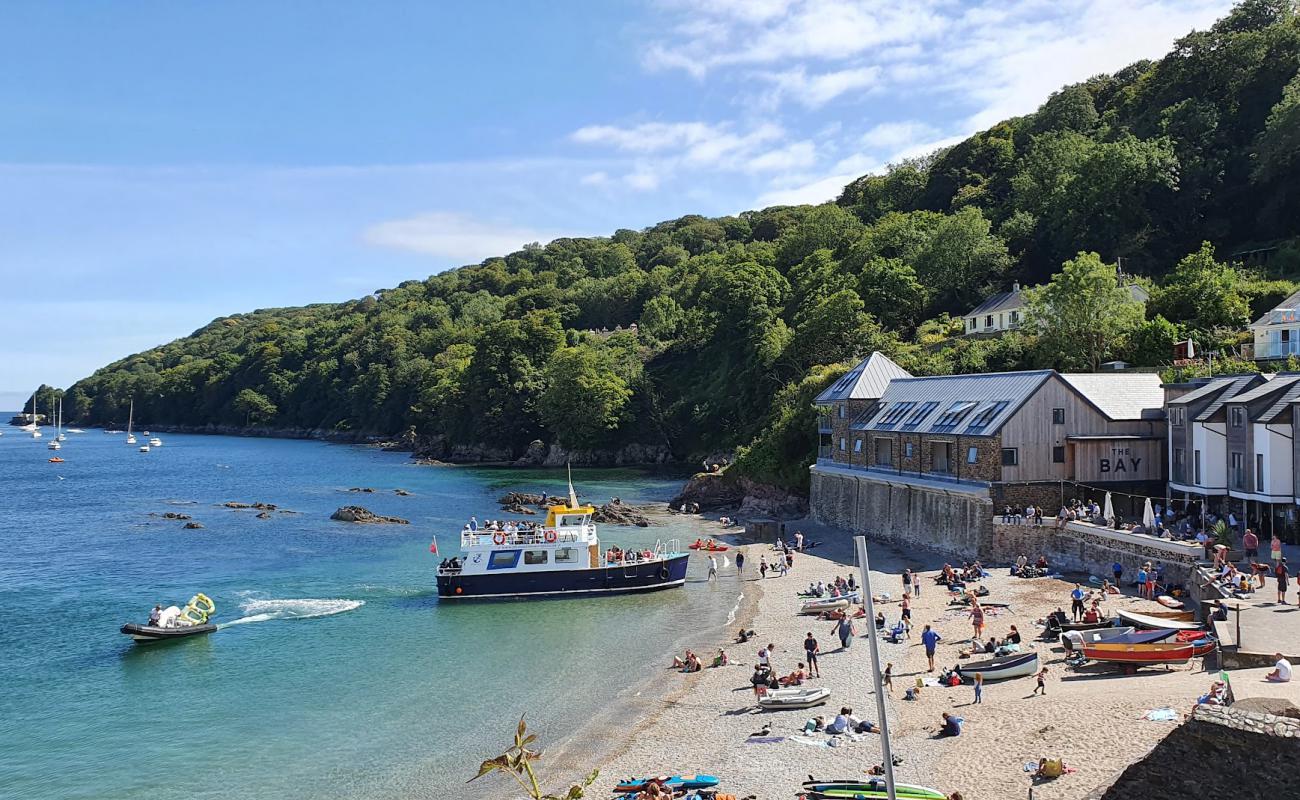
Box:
956;651;1039;682
757;685;831;710
436;490;689;600
803;779;946;800
1080;640;1214;666
1116;608;1201;631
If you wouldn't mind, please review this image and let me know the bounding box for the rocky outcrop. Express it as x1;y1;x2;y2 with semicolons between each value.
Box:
256;511;271;519
592;500;652;527
223;501;278;510
394;488;412;496
348;487;376;494
330;506;410;524
183;521;204;529
670;473;807;519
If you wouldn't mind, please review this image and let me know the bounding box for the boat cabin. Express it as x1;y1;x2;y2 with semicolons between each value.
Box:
444;504;603;574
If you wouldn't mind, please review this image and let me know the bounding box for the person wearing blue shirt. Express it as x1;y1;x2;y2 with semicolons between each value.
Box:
1112;561;1123;586
468;516;478;531
941;712;964;736
921;625;941;672
1137;566;1149;599
1070;584;1086;620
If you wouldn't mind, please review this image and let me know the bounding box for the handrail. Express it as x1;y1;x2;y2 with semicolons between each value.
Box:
459;528;589;548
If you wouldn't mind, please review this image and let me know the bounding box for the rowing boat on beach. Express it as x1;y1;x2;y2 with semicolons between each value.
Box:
1061;627;1181;651
758;685;831;710
955;651;1038;682
1115;608;1201;631
1080;640;1214;665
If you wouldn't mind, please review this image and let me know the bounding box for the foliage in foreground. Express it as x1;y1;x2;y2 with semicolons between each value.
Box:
470;717;597;800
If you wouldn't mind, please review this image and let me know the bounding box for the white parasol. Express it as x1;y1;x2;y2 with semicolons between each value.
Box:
1143;498;1156;529
1103;492;1114;523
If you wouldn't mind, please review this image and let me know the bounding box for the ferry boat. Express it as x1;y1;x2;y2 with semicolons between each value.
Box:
436;493;689;600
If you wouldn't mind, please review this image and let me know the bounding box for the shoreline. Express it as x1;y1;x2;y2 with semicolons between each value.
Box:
580;517;1300;800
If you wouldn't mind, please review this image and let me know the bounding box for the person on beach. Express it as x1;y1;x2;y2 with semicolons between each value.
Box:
804;631;821;678
785;551;794;570
1070;584;1086;620
968;602;984;640
1272;532;1284;564
1007;625;1021;645
973;672;983;704
902;568;912;597
779;663;808;686
707;555;718;581
883;662;893;693
758;643;773;670
759;556;769;579
911;570;920;598
750;665;769;698
922;625;941;671
711;648;729;667
1266;653;1292;682
1243;528;1259;562
735;551;745;573
1276;558;1289;604
832;615;856;649
939;712;964;737
1136;564;1149;599
795;530;804;551
1032;666;1048;695
901;593;912;637
1113;561;1123;586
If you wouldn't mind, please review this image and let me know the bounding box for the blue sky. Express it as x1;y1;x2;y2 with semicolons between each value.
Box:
0;0;1234;408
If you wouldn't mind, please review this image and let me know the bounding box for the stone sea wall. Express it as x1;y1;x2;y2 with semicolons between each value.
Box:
987;521;1201;587
1192;702;1300;738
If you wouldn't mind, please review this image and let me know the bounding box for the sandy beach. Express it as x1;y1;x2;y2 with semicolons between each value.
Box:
589;518;1300;800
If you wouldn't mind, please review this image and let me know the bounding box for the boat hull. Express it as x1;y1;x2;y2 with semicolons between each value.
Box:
758;686;831;710
120;623;216;643
1080;641;1212;665
1116;608;1202;631
436;553;690;599
956;651;1039;682
804;780;946;800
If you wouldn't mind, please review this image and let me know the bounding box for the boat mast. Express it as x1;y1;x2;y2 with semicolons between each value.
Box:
854;535;897;800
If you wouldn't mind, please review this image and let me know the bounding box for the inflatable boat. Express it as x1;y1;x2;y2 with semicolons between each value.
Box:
800;593;860;614
758;685;831;710
120;622;217;642
121;593;216;643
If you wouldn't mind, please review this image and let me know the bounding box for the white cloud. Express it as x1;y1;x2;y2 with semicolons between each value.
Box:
860;120;940;150
760;65;882;108
755;173;857;207
580;171;610;186
624;165;662;191
571;122;720;153
363;212;573;261
747;141;817;172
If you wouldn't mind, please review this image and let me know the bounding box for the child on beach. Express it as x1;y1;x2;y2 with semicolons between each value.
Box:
1032;666;1048;695
883;662;893;693
973;672;983;704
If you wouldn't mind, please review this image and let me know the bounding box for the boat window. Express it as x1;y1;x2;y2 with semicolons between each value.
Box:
487;550;521;570
523;550;549;565
555;547;579;563
559;515;583;527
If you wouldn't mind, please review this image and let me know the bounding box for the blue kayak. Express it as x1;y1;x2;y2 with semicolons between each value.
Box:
615;774;720;792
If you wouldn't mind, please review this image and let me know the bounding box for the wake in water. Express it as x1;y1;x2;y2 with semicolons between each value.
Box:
219;598;364;628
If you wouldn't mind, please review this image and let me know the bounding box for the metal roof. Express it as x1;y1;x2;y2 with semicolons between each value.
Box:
870;370;1053;436
1251;288;1300;327
1168;377;1235;406
1225;375;1300;423
1194;374;1270;422
964;289;1024;318
814;351;912;404
1059;373;1165;420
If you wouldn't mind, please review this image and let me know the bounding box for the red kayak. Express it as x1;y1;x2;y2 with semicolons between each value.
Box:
688;541;729;552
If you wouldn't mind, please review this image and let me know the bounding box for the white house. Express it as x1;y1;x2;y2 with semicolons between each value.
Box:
963;281;1149;337
1249;288;1300;361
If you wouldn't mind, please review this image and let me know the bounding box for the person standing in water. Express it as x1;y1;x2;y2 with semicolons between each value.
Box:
707;555;718;581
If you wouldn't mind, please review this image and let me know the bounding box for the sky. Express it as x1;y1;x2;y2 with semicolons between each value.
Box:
0;0;1236;410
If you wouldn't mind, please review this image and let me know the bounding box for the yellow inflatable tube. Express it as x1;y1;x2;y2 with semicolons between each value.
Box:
179;592;215;625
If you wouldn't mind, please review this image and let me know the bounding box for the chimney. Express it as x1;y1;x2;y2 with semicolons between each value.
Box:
1012;282;1021;293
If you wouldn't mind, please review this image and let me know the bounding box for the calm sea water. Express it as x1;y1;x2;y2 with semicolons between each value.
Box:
0;424;736;799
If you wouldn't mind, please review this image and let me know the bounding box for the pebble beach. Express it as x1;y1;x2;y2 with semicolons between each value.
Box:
589;518;1300;800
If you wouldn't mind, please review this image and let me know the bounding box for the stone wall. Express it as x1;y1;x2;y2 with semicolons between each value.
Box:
1192;702;1300;738
810;466;993;557
987;519;1201;587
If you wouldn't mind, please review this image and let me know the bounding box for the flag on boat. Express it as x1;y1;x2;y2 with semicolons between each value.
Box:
429;539;438;555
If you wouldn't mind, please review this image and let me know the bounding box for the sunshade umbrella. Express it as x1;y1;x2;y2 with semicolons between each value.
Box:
1143;498;1156;529
1103;492;1114;523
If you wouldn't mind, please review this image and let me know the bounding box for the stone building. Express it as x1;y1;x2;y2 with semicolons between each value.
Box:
814;351;912;463
811;362;1166;556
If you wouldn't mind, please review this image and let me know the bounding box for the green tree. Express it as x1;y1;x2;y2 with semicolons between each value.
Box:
233;388;278;425
538;346;633;449
1024;252;1145;371
1152;242;1251;332
1125;314;1181;366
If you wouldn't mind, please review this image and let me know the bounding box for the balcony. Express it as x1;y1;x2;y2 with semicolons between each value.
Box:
1255;340;1300;360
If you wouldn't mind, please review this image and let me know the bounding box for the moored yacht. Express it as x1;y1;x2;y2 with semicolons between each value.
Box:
436;491;689;600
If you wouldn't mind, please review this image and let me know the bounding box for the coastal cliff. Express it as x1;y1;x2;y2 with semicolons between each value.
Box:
670;472;807;520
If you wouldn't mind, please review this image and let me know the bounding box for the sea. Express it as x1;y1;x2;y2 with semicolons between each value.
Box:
0;423;741;799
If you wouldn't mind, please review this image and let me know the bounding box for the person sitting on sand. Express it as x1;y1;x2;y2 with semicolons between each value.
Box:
1266;653;1292;683
736;628;755;643
1035;758;1065;779
671;650;695;669
1082;604;1101;624
1100;579;1120;595
711;648;729;668
875;611;886;629
779;663;807;686
1007;625;1021;645
939;712;964;737
1196;680;1229;707
1036;555;1049;570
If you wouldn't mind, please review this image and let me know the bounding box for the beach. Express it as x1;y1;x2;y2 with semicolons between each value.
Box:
589;518;1300;800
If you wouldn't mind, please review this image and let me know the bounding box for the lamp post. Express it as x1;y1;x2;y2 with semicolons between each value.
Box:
855;535;896;800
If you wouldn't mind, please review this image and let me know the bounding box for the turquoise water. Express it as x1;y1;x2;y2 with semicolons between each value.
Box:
0;426;735;799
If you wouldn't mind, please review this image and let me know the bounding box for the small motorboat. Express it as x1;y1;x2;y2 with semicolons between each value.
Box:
1116;608;1201;631
48;457;64;463
758;685;831;710
956;651;1039;682
139;445;150;453
800;593;860;614
1060;626;1136;651
121;593;216;644
614;774;719;793
1080;640;1213;666
149;437;163;447
803;779;946;800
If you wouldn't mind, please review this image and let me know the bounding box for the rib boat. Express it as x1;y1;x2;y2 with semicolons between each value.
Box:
757;685;831;710
800;593;860;614
955;650;1039;682
436;490;688;600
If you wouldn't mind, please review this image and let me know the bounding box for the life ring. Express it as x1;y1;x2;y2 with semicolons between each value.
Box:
544;530;557;543
492;532;506;545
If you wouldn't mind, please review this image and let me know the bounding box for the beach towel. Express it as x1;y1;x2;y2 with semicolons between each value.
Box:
787;735;832;747
1142;707;1178;721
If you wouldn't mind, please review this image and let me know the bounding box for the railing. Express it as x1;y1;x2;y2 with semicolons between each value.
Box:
460;527;588;549
1255;340;1300;359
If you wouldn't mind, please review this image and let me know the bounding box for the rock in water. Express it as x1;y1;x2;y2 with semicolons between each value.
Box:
394;488;412;496
256;511;271;519
183;521;204;529
330;506;410;524
348;487;376;493
162;512;192;520
592;500;652;527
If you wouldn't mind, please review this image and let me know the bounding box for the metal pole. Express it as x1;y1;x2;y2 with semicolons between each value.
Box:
854;535;896;800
